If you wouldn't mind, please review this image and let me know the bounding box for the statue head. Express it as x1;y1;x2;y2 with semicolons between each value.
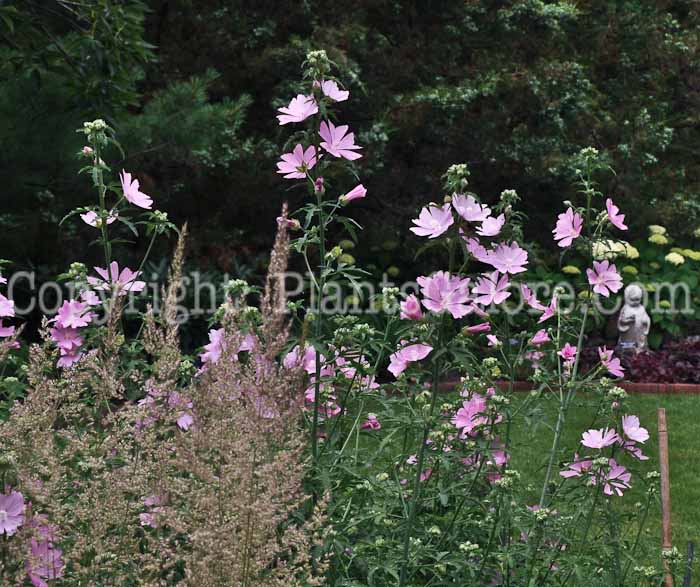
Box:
623;283;643;307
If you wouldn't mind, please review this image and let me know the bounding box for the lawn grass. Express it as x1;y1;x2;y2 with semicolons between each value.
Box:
508;393;700;551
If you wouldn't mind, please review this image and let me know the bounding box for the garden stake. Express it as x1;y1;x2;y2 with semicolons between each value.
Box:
683;541;694;587
658;408;673;587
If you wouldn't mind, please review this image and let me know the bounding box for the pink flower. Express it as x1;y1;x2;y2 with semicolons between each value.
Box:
587;260;623;297
25;516;64;585
622;415;649;444
452;194;491;222
603;459;631;496
0;321;15;337
465;322;491;334
276;94;318;125
284;344;322;374
80;210;117;227
557;342;578;366
472;271;511;306
199;329;255;366
520;284;546;311
406;454;417;465
276;144;319;179
531;329;550;345
581;427;619;449
420;468;432;482
417;271;473;318
605;198;628;231
80;290;101;306
410;204;454;238
0;292;15;318
177;412;194;431
486;334;500;347
361;413;381;430
57;351;83;368
463;236;490;263
552;208;583;247
81;146;93;155
538;295;557;323
119;170;153;209
0;490;24;535
598;346;624;377
560;454;592;478
341;184;367;203
319;120;362;160
452;394;489;436
87;261;145;295
318;79;349;102
477;214;505;237
400;294;423;320
388;343;433;377
54;300;92;329
485;242;529;274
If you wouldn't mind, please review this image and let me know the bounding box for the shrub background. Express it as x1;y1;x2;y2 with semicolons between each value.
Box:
1;0;699;286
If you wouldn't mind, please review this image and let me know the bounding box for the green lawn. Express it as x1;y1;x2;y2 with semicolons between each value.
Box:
508;393;700;550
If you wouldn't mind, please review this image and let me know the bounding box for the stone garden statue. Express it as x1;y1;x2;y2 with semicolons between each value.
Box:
617;283;650;352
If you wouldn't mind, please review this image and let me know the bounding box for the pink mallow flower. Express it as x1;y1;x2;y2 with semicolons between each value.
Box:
0;292;15;318
340;184;367;203
317;79;349;102
598;346;624;378
520;284;546;311
557;343;577;367
88;261;145;295
485;242;529;274
465;322;491;334
603;459;632;496
605;198;628;231
80;210;117;228
319;120;362;160
452;194;490;222
388;343;433;377
0;321;15;338
119;170;153;209
50;327;83;354
587;260;623;297
0;489;24;535
581;427;619;449
400;294;423;320
472;271;511;306
276;144;318;179
553;208;583;247
361;413;381;430
463;236;490;263
622;415;649;444
276;94;318;125
531;329;550;345
54;300;92;329
26;516;64;586
452;394;489;437
538;295;557;323
559;454;592;478
477;214;505;237
417;271;472;318
410;204;454;238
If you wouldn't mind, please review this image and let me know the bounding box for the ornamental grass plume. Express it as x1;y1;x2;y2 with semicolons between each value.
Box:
0;216;327;586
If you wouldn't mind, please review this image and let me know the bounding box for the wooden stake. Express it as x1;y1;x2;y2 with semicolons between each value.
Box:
658;408;673;587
